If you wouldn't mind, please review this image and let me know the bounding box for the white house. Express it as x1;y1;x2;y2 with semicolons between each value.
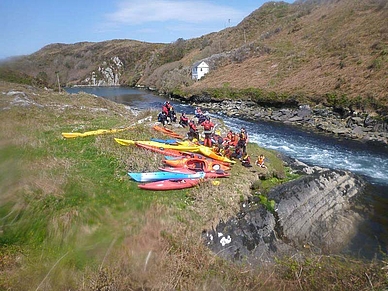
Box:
191;61;209;80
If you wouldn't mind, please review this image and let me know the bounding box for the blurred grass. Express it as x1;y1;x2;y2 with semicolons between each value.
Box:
0;83;191;289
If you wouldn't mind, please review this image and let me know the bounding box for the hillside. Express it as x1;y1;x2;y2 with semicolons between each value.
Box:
188;0;388;108
1;0;387;113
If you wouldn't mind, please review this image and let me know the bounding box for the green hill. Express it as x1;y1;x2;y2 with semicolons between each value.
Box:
1;0;387;114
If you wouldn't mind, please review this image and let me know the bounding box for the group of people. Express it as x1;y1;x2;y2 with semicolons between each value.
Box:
158;101;177;125
157;103;267;169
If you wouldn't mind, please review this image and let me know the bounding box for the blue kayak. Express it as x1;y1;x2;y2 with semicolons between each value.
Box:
150;138;179;145
128;171;205;182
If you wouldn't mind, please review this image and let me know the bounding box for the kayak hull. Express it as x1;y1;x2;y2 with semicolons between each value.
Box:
135;143;183;157
115;138;200;152
164;152;230;166
159;167;230;178
138;179;200;190
62;127;132;138
128;171;205;182
163;158;231;172
152;125;183;139
197;145;235;164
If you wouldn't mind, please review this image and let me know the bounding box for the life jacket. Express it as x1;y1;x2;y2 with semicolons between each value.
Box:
202;120;213;131
162;105;169;115
189;122;197;131
239;132;247;141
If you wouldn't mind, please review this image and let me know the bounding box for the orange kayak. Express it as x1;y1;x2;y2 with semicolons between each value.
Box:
152;125;184;139
163;157;231;172
165;152;231;166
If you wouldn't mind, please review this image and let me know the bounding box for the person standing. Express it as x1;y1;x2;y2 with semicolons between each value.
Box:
201;116;214;147
195;107;203;118
238;127;248;153
188;120;199;141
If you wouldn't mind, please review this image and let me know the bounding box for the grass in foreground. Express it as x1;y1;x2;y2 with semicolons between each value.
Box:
0;81;387;290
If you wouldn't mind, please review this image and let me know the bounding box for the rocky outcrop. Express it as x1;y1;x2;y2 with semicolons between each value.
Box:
203;161;367;265
82;56;124;86
187;100;388;146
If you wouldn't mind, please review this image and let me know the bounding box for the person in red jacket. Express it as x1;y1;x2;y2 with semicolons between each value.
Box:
188;120;199;141
162;102;169;116
179;112;189;127
201;116;214;147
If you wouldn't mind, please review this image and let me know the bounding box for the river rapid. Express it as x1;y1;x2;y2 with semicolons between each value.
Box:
66;86;388;259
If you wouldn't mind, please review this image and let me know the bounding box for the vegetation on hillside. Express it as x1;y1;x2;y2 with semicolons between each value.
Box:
1;0;387;115
1;81;387;290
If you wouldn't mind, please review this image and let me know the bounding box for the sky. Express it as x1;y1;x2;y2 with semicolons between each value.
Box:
0;0;294;60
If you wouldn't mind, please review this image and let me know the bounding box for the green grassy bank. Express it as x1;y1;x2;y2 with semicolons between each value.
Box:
0;81;386;290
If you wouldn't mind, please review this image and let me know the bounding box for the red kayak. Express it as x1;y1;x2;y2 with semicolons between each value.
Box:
138;178;200;190
159;167;230;178
163;157;231;172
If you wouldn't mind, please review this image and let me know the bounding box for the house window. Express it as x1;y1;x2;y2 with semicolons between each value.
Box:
200;68;202;71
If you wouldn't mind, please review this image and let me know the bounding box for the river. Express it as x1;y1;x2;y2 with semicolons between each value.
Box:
66;86;388;259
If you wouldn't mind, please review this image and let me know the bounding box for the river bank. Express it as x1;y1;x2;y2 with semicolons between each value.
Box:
172;97;388;147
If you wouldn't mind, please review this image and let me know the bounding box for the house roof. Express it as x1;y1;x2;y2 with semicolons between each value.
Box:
192;61;209;68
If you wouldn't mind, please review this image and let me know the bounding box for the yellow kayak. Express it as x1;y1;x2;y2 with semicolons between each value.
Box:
62;127;133;139
114;138;201;152
197;145;236;164
177;141;235;164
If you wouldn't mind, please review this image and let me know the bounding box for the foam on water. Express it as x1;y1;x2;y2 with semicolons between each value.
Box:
222;116;388;185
